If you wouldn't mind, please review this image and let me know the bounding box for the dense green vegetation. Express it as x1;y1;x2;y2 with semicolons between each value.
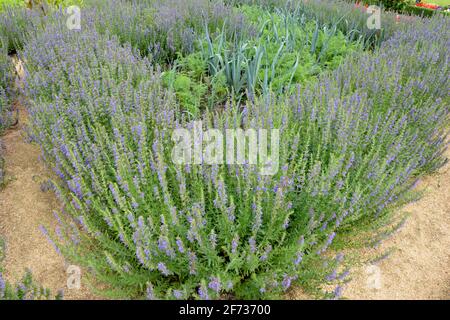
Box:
0;0;448;300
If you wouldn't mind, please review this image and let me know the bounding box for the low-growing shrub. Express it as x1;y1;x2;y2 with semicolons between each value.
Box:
20;4;449;300
21;15;340;299
0;5;43;54
84;0;254;64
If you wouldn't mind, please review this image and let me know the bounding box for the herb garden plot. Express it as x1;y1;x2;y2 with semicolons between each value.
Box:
0;0;448;300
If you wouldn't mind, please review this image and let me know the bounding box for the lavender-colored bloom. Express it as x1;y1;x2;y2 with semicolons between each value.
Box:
209;231;217;249
208;277;221;293
411;179;420;190
282;275;292;291
0;272;5;298
39;225;61;256
157;262;170;276
198;285;209;300
326;269;337;281
249;237;256;254
158;237;169;251
137;216;145;229
188;251;197;275
231;235;239;254
333;285;343;299
175;237;184;253
345;153;355;171
173;290;183;299
109;183;121;205
338;269;350;281
294;252;303;266
260;245;272;262
327;232;336;245
136;248;146;266
282;217;290;229
68;176;83;199
386;154;396;166
227;205;235;223
119;233;126;245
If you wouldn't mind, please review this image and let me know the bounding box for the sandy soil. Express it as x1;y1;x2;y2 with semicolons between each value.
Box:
2;115;449;302
0;59;95;300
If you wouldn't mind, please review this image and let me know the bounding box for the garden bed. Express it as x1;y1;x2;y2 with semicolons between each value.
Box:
0;0;448;300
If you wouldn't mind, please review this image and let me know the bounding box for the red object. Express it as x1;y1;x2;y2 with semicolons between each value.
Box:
415;2;440;9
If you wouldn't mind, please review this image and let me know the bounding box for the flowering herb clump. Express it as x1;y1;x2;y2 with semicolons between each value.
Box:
3;0;448;300
21;15;342;299
88;0;253;64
